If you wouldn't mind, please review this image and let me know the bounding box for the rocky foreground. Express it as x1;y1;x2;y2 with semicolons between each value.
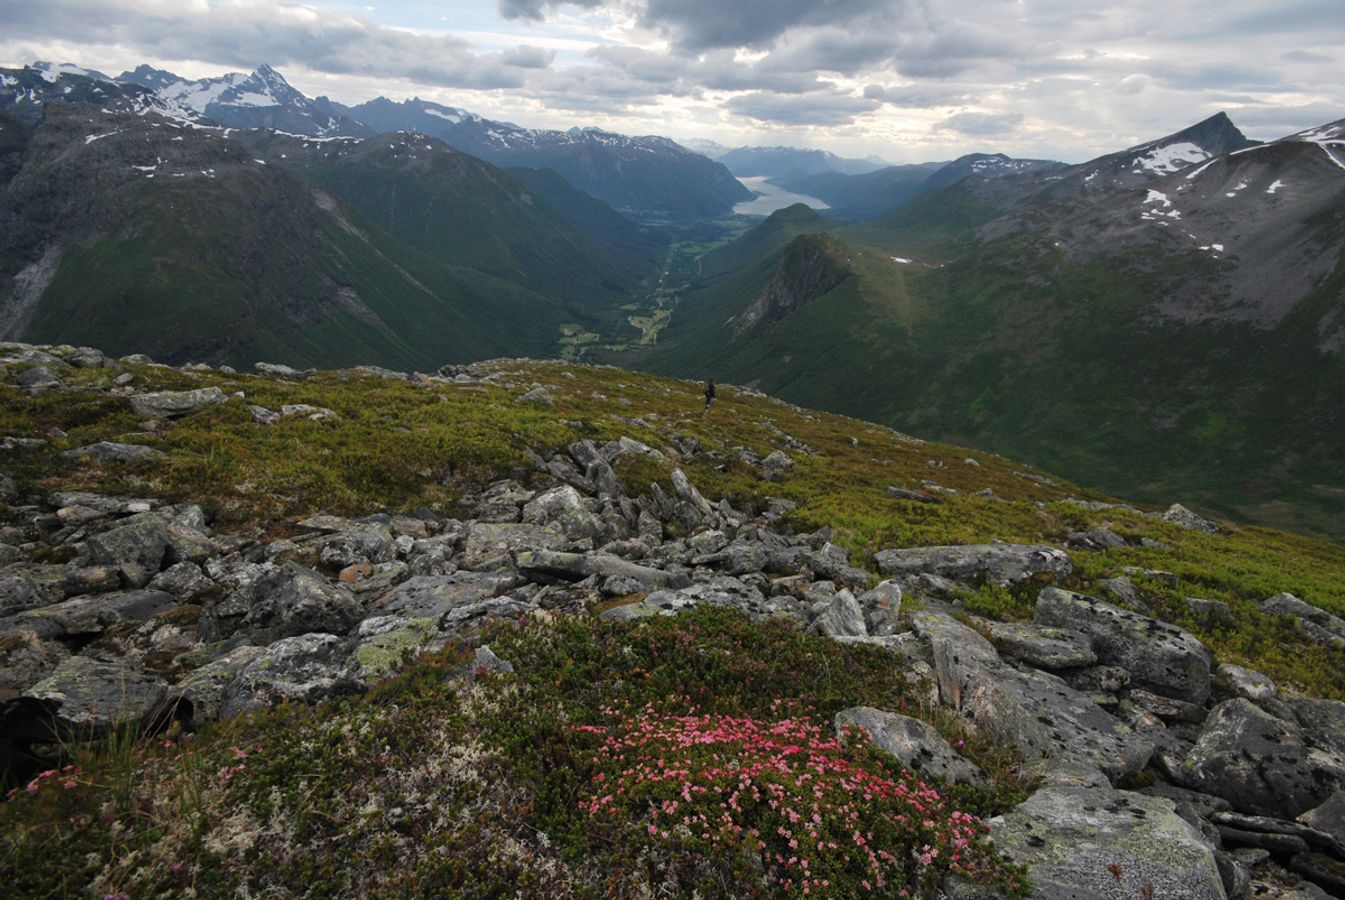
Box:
3;342;1345;897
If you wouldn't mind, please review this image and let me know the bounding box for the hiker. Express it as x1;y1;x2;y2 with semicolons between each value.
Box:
703;377;716;411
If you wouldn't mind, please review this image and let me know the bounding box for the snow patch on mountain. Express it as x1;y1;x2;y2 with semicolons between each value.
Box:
1133;142;1210;175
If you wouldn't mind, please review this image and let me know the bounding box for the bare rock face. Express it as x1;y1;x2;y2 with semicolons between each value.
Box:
1035;587;1213;705
1176;699;1345;819
835;706;987;787
874;543;1072;587
15;655;170;739
980;784;1226;900
218;633;360;718
909;612;1153;781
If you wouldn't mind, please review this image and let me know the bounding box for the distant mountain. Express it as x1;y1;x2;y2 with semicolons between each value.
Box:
638;112;1345;539
773;152;1063;221
0;106;657;369
678;138;731;158
0;64;207;126
130;64;375;137
340;96;751;217
715;146;887;179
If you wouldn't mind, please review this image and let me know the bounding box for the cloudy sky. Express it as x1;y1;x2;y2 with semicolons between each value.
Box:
3;0;1342;162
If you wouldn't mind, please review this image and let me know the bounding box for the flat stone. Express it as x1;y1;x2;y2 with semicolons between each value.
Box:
18;655;169;738
19;590;175;635
218;633;359;718
381;572;513;621
62;442;165;462
129;387;227;418
979;619;1097;669
985;784;1225;899
461;522;566;570
874;543;1072;587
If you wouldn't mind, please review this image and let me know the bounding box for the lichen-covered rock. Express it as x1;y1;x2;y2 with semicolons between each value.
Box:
461;522;566;570
19;655;169;737
242;564;362;642
149;561;215;599
381;572;513;621
910;612;1153;781
1164;503;1219;533
0;627;69;697
129;387;227;418
1177;699;1345;818
174;644;266;722
61;441;165;462
1261;593;1345;649
1214;663;1278;702
19;590;175;636
856;580;903;636
350;616;437;682
909;610;1151;780
874;543;1072;587
85;513;172;575
981;785;1226;900
218;633;359;718
1035;587;1213;704
978;619;1097;669
521;485;604;542
811;589;867;638
835;706;986;787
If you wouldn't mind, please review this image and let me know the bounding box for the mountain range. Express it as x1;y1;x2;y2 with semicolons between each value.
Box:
634;112;1345;540
1;57;1342;541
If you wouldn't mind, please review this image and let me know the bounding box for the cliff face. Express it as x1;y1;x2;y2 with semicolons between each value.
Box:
732;233;850;338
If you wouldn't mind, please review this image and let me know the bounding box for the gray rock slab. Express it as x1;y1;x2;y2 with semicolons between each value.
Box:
174;645;265;722
21;655;169;736
910;612;1153;781
219;633;359;718
129;387;226;418
811;589;867;638
62;442;165;462
979;619;1097;669
985;785;1226;900
381;572;513;620
836;706;987;787
461;522;566;570
19;590;175;635
1035;587;1213;704
874;543;1072;587
1177;699;1345;819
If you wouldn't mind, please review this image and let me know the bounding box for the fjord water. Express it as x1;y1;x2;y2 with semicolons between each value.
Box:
733;176;831;215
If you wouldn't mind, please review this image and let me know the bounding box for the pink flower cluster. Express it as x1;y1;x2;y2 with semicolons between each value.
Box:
7;764;84;800
575;704;1003;897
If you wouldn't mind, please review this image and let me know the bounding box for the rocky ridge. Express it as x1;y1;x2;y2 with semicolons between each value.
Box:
2;342;1344;897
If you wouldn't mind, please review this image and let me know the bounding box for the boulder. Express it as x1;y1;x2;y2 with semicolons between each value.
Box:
85;514;172;576
18;655;170;738
1187;597;1237;630
874;543;1072;587
149;561;215;599
811;589;867;638
1299;791;1345;849
910;612;1153;781
515;386;553;406
1261;593;1345;649
240;564;363;642
174;645;266;722
601;589;701;622
461;522;566;570
381;572;513;621
129;387;227;418
1214;664;1278;702
218;633;359;718
856;580;903;636
62;442;165;462
521;486;604;542
1035;587;1213;705
0;627;70;696
350;616;437;681
515;550;688;591
978;620;1097;670
835;706;986;787
19;590;175;636
1177;699;1345;818
280;404;338;421
982;785;1226;900
316;524;396;569
1164;503;1219;533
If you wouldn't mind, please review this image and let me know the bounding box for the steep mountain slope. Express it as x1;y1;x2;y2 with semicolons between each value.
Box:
0;106;615;369
235;129;663;315
342;96;752;217
637;114;1345;539
121;64;374;137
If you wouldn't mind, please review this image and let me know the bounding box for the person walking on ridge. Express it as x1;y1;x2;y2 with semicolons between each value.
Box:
703;377;716;413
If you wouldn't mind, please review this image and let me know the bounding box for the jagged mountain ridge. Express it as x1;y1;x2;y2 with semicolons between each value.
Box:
340;95;752;217
0;64;208;127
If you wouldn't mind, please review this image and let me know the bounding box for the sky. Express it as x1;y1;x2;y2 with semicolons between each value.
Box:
3;0;1343;163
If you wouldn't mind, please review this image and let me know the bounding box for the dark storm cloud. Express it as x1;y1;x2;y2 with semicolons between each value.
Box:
724;90;882;126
